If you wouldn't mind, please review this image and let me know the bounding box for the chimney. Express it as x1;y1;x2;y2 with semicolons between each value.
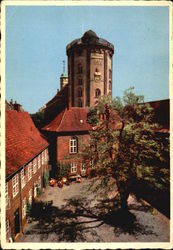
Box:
14;101;22;112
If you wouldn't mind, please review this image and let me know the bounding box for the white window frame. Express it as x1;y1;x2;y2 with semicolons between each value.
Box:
12;174;18;198
33;159;37;174
34;182;38;198
42;152;44;163
29;189;32;205
22;197;27;219
71;163;77;173
28;163;32;181
6;219;10;239
81;163;86;171
38;155;41;169
21;168;26;189
70;137;77;154
5;182;9;207
38;176;41;189
44;150;47;162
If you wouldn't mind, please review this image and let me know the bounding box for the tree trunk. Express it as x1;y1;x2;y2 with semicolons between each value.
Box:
120;191;129;211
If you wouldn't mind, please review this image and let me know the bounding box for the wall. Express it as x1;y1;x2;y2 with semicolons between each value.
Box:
6;148;49;242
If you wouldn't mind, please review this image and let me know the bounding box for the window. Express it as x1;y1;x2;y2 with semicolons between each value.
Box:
95;88;101;98
71;163;77;173
6;219;11;239
38;155;41;169
77;87;82;97
44;150;46;162
77;49;82;56
78;78;83;85
109;80;112;90
34;182;38;198
77;63;83;74
6;182;9;207
21;169;26;189
42;151;44;163
29;189;32;205
12;174;18;198
70;137;78;154
33;159;37;174
28;163;32;181
38;176;41;189
78;99;82;107
81;163;86;171
22;198;27;219
109;69;112;79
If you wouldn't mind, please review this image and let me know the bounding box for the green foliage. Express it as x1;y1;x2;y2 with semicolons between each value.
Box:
58;161;71;180
83;86;169;210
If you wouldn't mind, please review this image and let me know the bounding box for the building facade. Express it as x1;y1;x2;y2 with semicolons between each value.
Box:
66;30;114;108
6;105;49;242
42;107;92;178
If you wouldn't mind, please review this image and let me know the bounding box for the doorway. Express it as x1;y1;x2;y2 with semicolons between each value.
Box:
14;208;20;235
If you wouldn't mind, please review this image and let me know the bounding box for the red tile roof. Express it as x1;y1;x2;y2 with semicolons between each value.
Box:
6;110;49;178
43;107;92;132
42;107;122;133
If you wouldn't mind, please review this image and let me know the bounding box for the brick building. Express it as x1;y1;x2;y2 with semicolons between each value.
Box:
40;30;116;178
6;104;49;242
42;107;91;178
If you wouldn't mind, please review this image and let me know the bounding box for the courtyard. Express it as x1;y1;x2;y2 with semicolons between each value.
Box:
20;178;169;242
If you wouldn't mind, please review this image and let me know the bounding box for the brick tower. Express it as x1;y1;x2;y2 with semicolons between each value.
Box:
66;30;114;107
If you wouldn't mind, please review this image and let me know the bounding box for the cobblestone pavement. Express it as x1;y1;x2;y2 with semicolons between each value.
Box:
20;178;170;242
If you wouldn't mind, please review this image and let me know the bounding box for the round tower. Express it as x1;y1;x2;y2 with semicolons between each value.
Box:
66;30;114;107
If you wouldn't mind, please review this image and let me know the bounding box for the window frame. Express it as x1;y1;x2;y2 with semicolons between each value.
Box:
5;182;9;207
33;158;37;174
29;189;32;205
77;63;83;74
21;168;26;189
71;163;77;173
95;88;101;98
12;174;18;198
28;163;32;181
77;87;83;97
6;219;11;239
69;137;78;154
38;154;41;169
22;197;27;219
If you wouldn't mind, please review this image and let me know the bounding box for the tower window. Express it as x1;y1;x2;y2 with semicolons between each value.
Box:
77;87;83;97
109;80;112;90
78;63;83;74
78;78;83;85
70;137;78;154
78;99;83;107
95;89;101;98
109;69;112;79
77;49;82;56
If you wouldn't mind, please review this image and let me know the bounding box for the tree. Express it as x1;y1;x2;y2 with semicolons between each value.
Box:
83;87;169;211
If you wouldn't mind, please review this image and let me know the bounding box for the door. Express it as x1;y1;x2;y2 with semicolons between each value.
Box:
14;208;20;235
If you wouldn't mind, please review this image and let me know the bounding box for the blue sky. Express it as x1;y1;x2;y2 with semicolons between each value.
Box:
5;5;169;113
